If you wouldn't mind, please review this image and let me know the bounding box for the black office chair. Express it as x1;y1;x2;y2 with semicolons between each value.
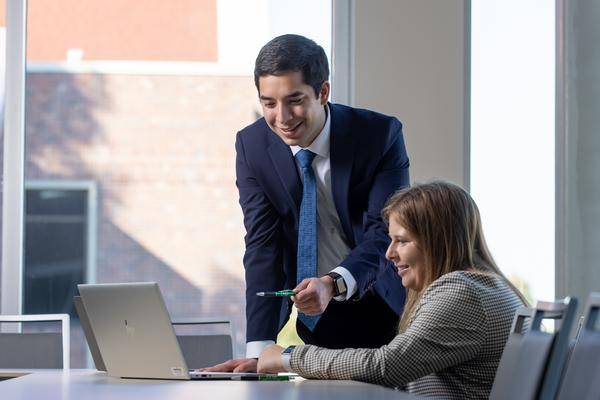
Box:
556;293;600;400
489;297;578;400
172;318;234;369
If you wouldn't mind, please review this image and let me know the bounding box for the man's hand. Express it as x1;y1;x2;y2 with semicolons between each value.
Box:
292;276;334;315
201;358;257;372
257;344;285;373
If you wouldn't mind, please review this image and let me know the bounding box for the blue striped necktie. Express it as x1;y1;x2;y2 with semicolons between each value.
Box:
295;149;320;331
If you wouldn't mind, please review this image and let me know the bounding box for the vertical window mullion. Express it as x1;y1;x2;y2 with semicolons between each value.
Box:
1;0;27;320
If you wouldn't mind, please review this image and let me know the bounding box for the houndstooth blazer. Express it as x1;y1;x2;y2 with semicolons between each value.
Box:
289;271;524;399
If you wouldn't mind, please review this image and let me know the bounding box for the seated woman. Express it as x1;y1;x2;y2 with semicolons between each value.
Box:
258;181;528;399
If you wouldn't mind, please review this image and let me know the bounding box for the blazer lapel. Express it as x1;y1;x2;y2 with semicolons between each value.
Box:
329;104;356;245
267;134;301;222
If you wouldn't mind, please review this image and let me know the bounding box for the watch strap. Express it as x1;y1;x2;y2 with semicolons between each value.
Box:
281;345;296;372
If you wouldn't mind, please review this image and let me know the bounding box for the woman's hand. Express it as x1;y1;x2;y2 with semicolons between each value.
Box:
257;344;286;373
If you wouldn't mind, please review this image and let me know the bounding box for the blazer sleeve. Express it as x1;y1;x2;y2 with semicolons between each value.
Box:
236;133;286;343
289;275;486;388
341;118;410;297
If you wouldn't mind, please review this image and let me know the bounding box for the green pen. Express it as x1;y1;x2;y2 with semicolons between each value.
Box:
256;290;296;297
257;375;293;381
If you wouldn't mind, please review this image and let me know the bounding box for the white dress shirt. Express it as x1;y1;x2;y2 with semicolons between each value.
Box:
246;106;358;358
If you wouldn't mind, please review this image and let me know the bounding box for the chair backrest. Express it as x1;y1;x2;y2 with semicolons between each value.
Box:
490;297;577;400
0;314;70;369
172;317;234;369
556;293;600;400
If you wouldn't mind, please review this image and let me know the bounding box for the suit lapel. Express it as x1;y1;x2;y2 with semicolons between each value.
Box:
329;104;356;245
267;134;301;222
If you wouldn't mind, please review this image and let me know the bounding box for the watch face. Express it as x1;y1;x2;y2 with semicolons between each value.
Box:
283;346;296;354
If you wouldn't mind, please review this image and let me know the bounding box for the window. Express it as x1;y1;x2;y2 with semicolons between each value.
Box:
18;0;331;366
24;186;92;317
470;0;555;303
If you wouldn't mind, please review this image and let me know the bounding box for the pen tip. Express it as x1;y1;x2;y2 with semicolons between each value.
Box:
256;292;265;296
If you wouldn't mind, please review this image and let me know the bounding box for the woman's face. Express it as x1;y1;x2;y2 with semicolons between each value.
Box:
385;216;427;291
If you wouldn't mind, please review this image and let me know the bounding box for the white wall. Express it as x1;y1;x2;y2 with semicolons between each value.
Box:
347;0;469;187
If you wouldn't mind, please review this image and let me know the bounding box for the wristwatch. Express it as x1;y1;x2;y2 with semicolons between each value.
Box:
326;272;347;297
281;345;296;372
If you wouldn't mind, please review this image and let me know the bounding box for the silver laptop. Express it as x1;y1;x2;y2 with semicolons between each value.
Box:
77;282;284;380
73;296;106;371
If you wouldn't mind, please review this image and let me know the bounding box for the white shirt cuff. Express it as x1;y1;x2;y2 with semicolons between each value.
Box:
246;340;275;358
330;266;357;301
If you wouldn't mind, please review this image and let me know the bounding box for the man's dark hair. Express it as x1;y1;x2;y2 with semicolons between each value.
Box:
254;34;329;98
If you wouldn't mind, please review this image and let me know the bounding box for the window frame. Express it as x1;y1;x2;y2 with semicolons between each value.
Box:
1;0;27;318
24;180;98;297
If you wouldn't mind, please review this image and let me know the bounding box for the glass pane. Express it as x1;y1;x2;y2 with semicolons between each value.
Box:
24;189;87;316
471;0;555;303
25;0;331;367
26;189;87;216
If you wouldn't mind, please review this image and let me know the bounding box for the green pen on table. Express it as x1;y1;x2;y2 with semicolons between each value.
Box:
257;375;294;381
256;290;296;297
228;375;293;381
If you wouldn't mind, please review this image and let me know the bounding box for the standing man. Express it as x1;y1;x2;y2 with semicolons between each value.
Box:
208;34;409;372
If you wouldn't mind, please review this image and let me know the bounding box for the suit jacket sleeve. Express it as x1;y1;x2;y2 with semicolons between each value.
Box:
236;133;286;343
289;274;486;388
341;118;410;297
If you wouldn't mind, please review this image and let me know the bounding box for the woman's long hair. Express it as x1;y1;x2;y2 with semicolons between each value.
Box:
382;181;528;332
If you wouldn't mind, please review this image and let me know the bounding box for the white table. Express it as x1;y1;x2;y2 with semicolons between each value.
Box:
0;369;419;399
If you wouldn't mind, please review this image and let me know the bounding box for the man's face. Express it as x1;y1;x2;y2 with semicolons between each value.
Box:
258;71;329;148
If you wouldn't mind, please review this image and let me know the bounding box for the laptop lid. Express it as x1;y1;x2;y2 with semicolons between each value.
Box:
73;296;106;371
77;282;191;380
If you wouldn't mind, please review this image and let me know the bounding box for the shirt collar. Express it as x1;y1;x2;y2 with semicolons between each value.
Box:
290;104;330;158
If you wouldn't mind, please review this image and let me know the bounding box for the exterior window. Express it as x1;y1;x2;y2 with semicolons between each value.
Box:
24;188;88;317
471;0;555;302
6;0;330;366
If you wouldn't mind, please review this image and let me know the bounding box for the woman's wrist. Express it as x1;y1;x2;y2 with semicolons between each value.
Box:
281;345;296;372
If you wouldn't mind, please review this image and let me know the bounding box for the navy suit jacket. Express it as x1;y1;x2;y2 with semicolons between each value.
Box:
235;103;410;343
